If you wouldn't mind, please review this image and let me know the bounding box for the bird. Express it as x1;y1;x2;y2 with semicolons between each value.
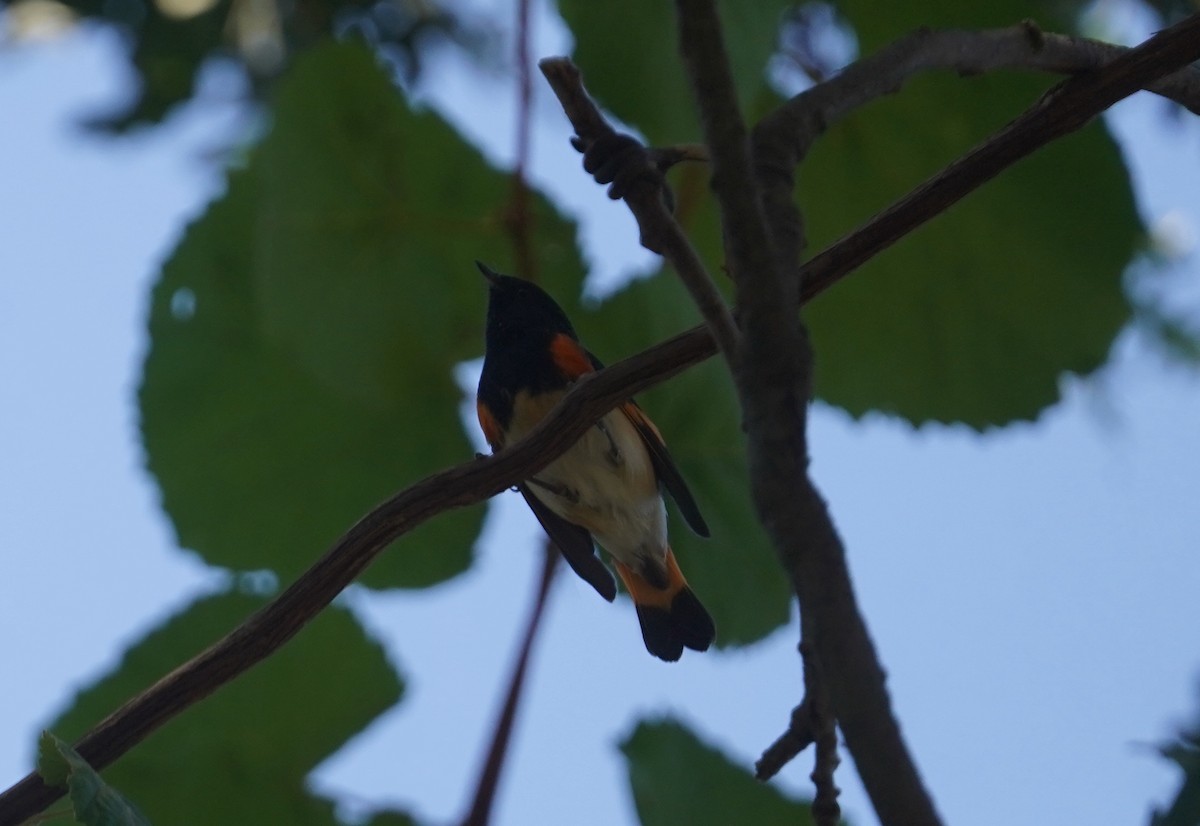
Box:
475;261;715;661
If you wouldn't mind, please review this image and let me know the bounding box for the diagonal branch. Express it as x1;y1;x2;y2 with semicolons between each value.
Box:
538;59;740;361
767;22;1200;168
0;327;707;826
776;13;1200;305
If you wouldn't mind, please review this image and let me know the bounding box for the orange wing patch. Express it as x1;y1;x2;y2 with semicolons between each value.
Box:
550;333;596;380
476;400;505;450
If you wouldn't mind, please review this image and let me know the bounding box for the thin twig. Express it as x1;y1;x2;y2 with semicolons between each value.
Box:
755;699;816;781
459;7;550;825
786;13;1200;305
775;22;1200;164
753;645;841;821
804;640;841;826
503;0;537;279
753;20;1200;285
538;59;741;361
461;541;558;826
751;22;1200;282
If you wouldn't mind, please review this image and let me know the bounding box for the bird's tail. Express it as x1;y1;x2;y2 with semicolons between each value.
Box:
615;549;715;662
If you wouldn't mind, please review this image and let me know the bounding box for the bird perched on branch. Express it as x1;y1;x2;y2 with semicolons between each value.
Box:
475;262;715;661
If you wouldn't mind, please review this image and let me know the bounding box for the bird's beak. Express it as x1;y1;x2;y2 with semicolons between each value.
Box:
476;260;502;287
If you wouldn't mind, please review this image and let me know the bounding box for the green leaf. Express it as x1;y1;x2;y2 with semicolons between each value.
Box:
1152;729;1200;826
37;732;153;826
574;274;792;647
780;0;1143;427
560;0;792;144
798;68;1141;426
46;590;404;825
621;718;815;826
78;3;233;132
140;42;585;588
30;0;469;132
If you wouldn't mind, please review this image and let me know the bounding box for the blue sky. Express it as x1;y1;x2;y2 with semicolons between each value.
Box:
2;4;1199;825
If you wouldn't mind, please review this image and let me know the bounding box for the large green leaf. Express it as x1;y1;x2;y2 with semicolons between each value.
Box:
1152;699;1200;826
791;0;1142;426
621;718;816;826
45;590;405;825
140;43;585;588
573;274;792;647
798;68;1141;426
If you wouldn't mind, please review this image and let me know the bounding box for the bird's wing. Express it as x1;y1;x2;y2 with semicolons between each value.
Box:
620;401;710;538
549;333;711;538
519;484;616;601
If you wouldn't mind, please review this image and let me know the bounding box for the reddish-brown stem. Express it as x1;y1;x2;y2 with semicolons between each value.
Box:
461;542;558;826
505;0;537;280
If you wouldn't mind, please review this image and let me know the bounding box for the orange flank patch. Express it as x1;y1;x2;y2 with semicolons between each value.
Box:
476;400;505;449
615;550;687;609
549;333;595;380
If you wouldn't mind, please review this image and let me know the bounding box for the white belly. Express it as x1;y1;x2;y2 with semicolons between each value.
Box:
509;394;667;569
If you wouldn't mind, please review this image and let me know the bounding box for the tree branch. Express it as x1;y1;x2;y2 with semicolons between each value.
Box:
770;22;1200;166
0;333;707;826
754;640;839;801
538;59;740;361
459;9;554;825
804;638;841;826
673;0;782;305
779;13;1200;306
461;541;558;826
747;11;1200;825
675;0;914;822
502;0;537;280
755;697;816;781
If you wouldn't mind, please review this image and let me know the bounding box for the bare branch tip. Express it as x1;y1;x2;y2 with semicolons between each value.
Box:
755;699;818;782
753;759;775;783
537;56;573;73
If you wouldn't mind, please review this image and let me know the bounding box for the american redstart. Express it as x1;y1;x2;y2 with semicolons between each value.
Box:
475;262;715;661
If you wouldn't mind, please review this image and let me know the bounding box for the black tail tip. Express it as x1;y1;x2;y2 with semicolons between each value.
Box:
636;587;715;662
